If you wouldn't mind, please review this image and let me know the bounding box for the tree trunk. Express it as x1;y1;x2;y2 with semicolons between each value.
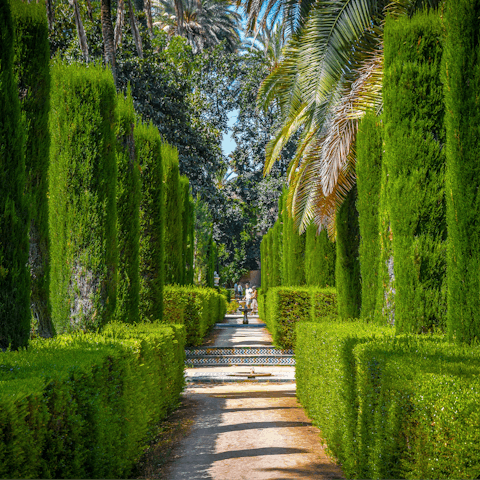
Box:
127;0;143;58
145;0;153;37
45;0;54;28
70;0;89;62
174;0;184;36
114;0;125;50
101;0;117;85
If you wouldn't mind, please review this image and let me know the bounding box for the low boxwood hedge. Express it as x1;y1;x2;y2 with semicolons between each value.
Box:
296;320;480;479
264;287;337;349
0;323;185;479
163;286;227;346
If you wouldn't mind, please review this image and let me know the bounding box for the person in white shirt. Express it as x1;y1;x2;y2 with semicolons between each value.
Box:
245;283;253;308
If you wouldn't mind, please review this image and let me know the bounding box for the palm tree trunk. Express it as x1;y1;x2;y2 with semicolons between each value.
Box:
45;0;54;29
70;0;89;62
114;0;125;50
174;0;184;36
86;0;94;20
127;0;144;58
144;0;154;37
101;0;117;85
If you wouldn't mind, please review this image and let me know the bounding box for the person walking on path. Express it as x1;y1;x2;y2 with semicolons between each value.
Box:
234;282;238;299
251;285;258;314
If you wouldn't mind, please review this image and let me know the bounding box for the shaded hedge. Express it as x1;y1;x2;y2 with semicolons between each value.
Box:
49;63;117;334
443;0;480;343
305;223;336;287
336;186;361;319
357;112;382;320
163;143;183;285
115;90;140;324
180;175;194;285
11;0;52;337
136;121;164;322
0;323;185;478
384;11;446;333
0;0;30;350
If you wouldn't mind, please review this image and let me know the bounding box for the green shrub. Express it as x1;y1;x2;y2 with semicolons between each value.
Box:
163;143;183;285
305;223;336;287
0;323;185;479
49;63;117;334
180;176;194;285
163;286;226;346
136;121;164;322
336;186;361;319
115;90;140;324
0;0;30;350
11;0;52;337
357;112;382;321
354;335;480;479
384;11;447;333
443;0;480;343
265;287;337;349
295;321;394;477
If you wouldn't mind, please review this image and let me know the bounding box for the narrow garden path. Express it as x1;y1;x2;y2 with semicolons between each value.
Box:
165;314;345;479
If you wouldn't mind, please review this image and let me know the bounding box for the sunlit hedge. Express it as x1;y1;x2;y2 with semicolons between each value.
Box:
163;286;227;345
296;321;480;479
0;323;185;479
264;286;337;349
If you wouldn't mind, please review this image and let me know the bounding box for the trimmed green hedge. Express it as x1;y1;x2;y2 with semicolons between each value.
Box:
384;11;447;333
357;111;382;321
264;287;337;349
0;0;30;350
336;186;361;319
0;323;185;479
180;175;194;285
305;223;336;288
136;121;164;323
163;286;227;346
296;321;480;479
11;0;52;337
115;90;140;324
49;63;117;334
443;0;480;343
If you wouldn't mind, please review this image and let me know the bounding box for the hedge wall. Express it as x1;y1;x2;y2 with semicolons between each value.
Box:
444;0;480;343
384;11;447;333
357;111;382;320
11;0;52;337
264;286;337;349
305;223;336;287
0;0;30;350
0;323;185;478
115;90;140;324
163;143;183;285
336;186;361;319
136;121;164;323
180;175;194;285
49;63;117;334
163;286;227;346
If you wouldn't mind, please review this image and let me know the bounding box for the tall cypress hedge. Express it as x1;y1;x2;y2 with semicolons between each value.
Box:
384;12;446;334
136;121;164;322
0;0;30;349
357;112;382;320
305;223;336;287
180;175;194;285
115;90;140;324
336;186;361;319
49;63;117;333
11;0;52;337
163;143;183;285
271;222;281;287
444;0;480;343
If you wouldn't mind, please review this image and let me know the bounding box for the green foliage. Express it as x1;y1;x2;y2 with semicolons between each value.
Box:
49;63;117;334
115;90;140;324
136;121;164;322
295;321;395;477
264;287;337;349
336;186;361;319
0;323;185;478
206;234;218;287
193;198;213;286
444;0;480;343
0;0;30;349
305;223;336;287
11;0;52;338
384;12;446;333
357;112;382;321
180;176;194;285
163;144;183;285
163;285;226;345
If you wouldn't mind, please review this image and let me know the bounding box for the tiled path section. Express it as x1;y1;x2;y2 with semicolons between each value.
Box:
166;314;345;479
